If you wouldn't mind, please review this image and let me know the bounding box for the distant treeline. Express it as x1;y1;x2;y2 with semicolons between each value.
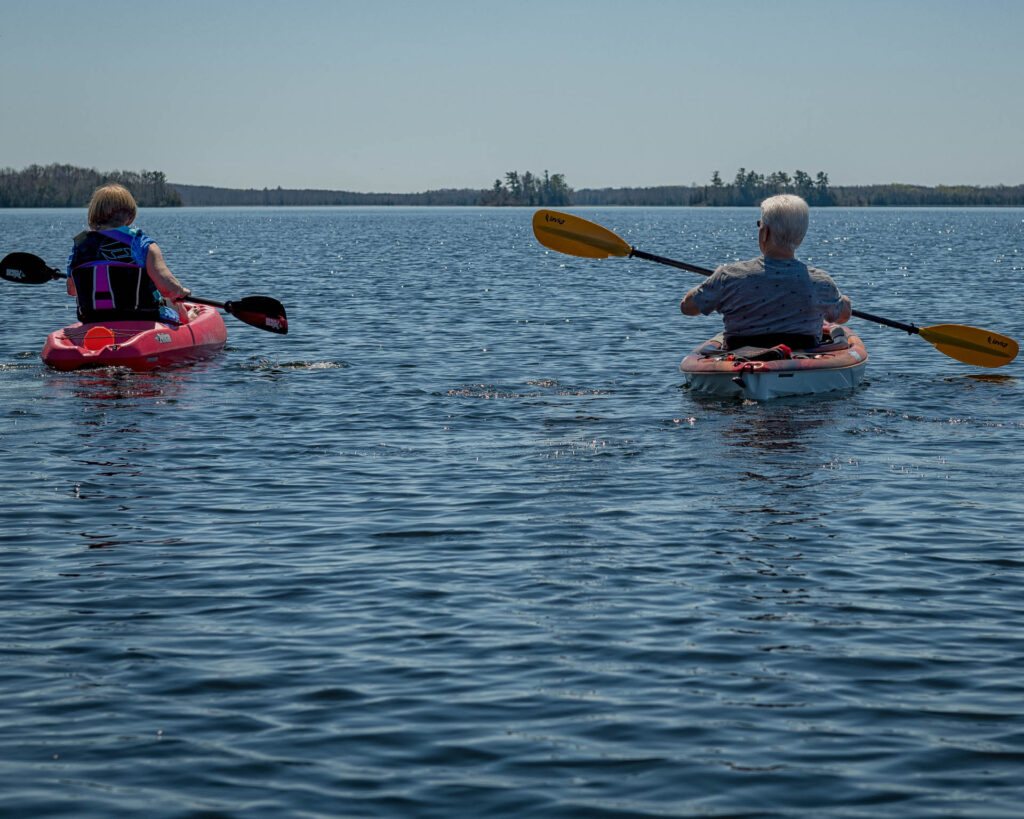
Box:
573;186;693;206
4;163;1024;208
830;183;1024;207
171;184;483;206
0;163;181;207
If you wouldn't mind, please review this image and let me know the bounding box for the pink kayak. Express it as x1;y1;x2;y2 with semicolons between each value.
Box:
41;303;227;371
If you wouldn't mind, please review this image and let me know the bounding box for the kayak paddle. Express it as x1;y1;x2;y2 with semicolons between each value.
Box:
1;251;288;335
181;295;288;335
532;210;1018;369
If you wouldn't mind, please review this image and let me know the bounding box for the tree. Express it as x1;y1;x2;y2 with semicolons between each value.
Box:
504;171;521;199
793;170;813;198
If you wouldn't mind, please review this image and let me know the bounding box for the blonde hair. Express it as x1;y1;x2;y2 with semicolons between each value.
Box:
759;194;809;252
88;183;138;229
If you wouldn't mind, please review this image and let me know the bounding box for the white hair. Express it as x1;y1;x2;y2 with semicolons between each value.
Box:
760;194;809;252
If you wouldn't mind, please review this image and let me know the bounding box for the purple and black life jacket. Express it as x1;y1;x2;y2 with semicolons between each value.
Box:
69;230;162;322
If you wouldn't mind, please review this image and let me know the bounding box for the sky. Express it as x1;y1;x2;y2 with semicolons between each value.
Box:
2;0;1022;192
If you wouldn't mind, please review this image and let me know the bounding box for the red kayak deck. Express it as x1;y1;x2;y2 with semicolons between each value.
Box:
41;303;227;371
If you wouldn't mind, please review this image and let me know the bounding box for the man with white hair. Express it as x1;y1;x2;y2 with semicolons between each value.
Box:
680;194;852;350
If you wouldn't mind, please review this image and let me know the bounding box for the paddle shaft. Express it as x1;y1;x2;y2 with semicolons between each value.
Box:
1;252;287;334
37;266;208;306
630;248;713;277
630;248;920;335
186;295;228;310
25;267;228;311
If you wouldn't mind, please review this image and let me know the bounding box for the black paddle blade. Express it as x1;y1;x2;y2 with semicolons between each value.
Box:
224;296;288;334
1;252;63;284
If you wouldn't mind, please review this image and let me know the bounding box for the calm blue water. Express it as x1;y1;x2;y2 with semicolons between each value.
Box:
2;206;1023;817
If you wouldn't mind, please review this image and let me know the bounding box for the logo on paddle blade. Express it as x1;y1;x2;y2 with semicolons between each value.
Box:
543;213;566;226
4;268;27;280
988;336;1009;349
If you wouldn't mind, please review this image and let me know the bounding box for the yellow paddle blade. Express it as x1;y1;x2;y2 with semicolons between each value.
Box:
532;210;633;259
919;324;1019;368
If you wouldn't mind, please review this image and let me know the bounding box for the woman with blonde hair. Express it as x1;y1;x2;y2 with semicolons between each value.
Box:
66;183;195;323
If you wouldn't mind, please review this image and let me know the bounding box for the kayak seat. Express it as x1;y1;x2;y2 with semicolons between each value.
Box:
696;326;851;359
731;344;793;361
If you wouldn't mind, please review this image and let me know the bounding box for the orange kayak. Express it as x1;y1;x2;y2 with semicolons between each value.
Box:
680;324;869;400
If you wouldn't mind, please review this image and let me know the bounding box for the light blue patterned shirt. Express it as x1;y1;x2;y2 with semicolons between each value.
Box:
689;256;846;340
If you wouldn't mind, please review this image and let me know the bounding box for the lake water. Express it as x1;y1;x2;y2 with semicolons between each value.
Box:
2;206;1023;817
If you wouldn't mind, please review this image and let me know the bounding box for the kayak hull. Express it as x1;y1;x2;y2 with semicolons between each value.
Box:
680;324;868;401
41;303;227;371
